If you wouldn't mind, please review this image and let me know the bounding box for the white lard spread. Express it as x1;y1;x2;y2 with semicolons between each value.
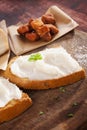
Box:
0;77;22;108
10;47;82;80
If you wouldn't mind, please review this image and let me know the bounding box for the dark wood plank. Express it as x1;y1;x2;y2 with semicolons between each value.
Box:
0;30;87;130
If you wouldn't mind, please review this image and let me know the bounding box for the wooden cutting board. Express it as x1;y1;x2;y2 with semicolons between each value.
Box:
0;30;87;130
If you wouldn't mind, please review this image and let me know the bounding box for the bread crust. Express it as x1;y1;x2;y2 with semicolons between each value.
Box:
2;57;85;90
0;93;32;123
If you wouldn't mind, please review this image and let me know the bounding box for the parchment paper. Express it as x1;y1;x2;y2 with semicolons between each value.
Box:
0;20;10;70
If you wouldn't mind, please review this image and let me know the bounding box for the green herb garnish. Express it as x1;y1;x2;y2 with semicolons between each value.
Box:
39;111;44;115
73;102;78;106
28;53;42;61
59;87;66;93
67;113;74;118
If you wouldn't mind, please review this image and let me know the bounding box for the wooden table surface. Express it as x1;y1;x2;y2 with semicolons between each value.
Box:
0;0;87;32
0;0;87;130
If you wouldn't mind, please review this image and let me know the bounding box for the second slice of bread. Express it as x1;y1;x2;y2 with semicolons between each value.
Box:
0;92;32;123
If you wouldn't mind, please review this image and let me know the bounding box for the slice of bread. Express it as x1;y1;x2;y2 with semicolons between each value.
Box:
0;78;32;123
0;93;32;123
2;47;85;90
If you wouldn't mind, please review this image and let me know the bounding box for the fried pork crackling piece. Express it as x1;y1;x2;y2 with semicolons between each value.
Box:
17;24;29;35
25;32;40;41
36;24;50;37
31;19;44;31
41;13;56;25
46;24;59;35
41;32;52;41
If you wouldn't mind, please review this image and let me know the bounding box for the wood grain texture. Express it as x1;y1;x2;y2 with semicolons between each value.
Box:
0;0;87;32
0;0;87;130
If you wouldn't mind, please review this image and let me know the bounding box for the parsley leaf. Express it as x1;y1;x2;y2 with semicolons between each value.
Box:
28;53;42;61
59;87;66;92
67;113;74;118
39;111;44;115
73;102;78;106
